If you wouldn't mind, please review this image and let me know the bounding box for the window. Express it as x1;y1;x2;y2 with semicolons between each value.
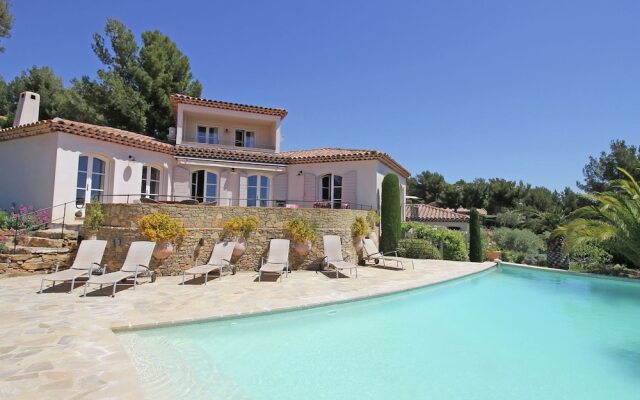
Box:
235;130;255;148
321;174;342;209
141;166;161;200
191;170;217;203
197;126;218;144
76;155;106;206
247;175;270;207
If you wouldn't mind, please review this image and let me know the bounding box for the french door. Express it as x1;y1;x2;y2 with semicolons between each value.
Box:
247;175;270;207
76;155;106;206
321;174;342;209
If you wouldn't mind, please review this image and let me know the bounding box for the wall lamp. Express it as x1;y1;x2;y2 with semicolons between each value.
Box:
128;155;136;162
297;171;303;176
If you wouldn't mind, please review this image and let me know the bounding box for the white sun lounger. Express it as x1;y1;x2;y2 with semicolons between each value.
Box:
259;239;290;282
182;241;235;285
39;239;107;294
362;238;414;270
323;235;358;278
82;241;156;297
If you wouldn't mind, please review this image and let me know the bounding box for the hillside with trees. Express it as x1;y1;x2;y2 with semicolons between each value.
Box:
406;140;640;277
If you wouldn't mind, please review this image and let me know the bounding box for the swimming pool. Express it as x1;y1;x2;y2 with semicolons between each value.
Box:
118;265;640;399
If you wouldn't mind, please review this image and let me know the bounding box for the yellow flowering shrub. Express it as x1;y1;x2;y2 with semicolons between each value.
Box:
222;215;260;239
137;212;186;243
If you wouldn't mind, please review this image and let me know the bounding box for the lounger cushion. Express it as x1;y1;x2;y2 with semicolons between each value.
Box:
41;268;88;282
330;261;358;270
184;264;224;275
260;262;286;273
86;271;134;285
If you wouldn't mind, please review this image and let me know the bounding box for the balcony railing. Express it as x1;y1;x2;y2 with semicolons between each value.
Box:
85;194;373;211
180;140;276;152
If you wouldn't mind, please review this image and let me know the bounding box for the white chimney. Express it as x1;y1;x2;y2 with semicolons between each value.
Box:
13;91;40;127
168;127;176;141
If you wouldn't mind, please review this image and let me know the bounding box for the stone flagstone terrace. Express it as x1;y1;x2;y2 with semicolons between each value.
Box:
0;259;495;399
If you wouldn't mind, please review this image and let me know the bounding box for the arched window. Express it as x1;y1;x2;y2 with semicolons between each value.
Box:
76;155;107;206
247;175;270;207
141;166;161;200
191;170;218;203
321;174;342;209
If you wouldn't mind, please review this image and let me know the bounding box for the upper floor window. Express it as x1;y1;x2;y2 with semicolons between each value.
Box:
141;166;161;200
197;126;218;145
191;170;217;203
235;129;255;148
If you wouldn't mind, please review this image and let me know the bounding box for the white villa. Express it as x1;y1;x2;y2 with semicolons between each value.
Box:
0;92;410;224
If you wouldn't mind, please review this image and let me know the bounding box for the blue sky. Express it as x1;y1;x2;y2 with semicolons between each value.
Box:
2;0;639;190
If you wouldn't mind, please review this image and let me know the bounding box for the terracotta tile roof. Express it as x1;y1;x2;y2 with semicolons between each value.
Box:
0;118;175;154
175;144;287;164
281;148;411;177
404;204;470;223
170;94;288;119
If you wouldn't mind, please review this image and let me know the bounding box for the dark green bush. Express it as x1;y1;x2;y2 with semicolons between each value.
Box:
0;210;9;229
469;208;483;262
491;227;544;258
380;174;401;253
401;222;468;261
398;239;442;260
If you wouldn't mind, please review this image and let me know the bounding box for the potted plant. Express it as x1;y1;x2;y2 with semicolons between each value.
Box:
366;210;380;246
137;212;186;259
222;215;259;257
486;242;502;261
83;201;104;240
285;217;318;256
351;216;370;251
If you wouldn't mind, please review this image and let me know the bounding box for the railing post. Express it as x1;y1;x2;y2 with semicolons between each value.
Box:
61;202;66;238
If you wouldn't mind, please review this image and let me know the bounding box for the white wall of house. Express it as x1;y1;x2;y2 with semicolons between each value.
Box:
0;132;58;216
52;132;175;224
285;159;406;210
176;103;280;152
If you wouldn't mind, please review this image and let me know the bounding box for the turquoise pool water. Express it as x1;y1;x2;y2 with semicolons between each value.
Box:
118;266;640;399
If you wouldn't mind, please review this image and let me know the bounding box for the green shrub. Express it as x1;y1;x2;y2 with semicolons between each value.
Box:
0;210;10;229
398;239;442;260
491;227;544;258
401;222;468;261
285;217;318;243
469;208;483;262
380;174;401;253
83;201;104;231
569;243;612;271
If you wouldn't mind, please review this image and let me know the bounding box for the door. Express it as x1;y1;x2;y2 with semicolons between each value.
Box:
247;175;270;207
76;155;106;207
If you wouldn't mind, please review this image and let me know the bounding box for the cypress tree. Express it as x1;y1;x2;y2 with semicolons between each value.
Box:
469;208;483;262
380;173;401;252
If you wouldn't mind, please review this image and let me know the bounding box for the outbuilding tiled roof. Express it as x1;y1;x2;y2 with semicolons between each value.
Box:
171;94;288;119
0;118;175;154
281;148;411;177
404;204;470;223
175;144;287;164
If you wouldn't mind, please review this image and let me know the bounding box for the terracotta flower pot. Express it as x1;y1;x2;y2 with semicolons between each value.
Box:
295;241;312;257
232;237;246;257
153;241;174;260
352;236;364;251
487;250;502;261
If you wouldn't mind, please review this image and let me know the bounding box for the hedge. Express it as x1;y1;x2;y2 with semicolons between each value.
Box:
380;174;401;253
397;239;442;260
401;222;468;261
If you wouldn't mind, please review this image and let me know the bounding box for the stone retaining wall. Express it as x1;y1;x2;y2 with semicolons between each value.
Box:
95;204;368;275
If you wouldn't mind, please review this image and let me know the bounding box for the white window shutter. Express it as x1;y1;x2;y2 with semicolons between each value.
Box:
343;170;357;207
239;173;248;206
273;174;288;201
303;173;316;204
173;166;191;200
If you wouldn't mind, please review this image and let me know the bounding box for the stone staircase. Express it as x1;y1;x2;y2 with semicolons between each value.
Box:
0;228;79;277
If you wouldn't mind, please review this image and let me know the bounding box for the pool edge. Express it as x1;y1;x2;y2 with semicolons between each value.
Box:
112;263;498;333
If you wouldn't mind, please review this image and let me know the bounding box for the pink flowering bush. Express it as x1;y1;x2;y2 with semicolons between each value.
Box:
7;204;49;232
